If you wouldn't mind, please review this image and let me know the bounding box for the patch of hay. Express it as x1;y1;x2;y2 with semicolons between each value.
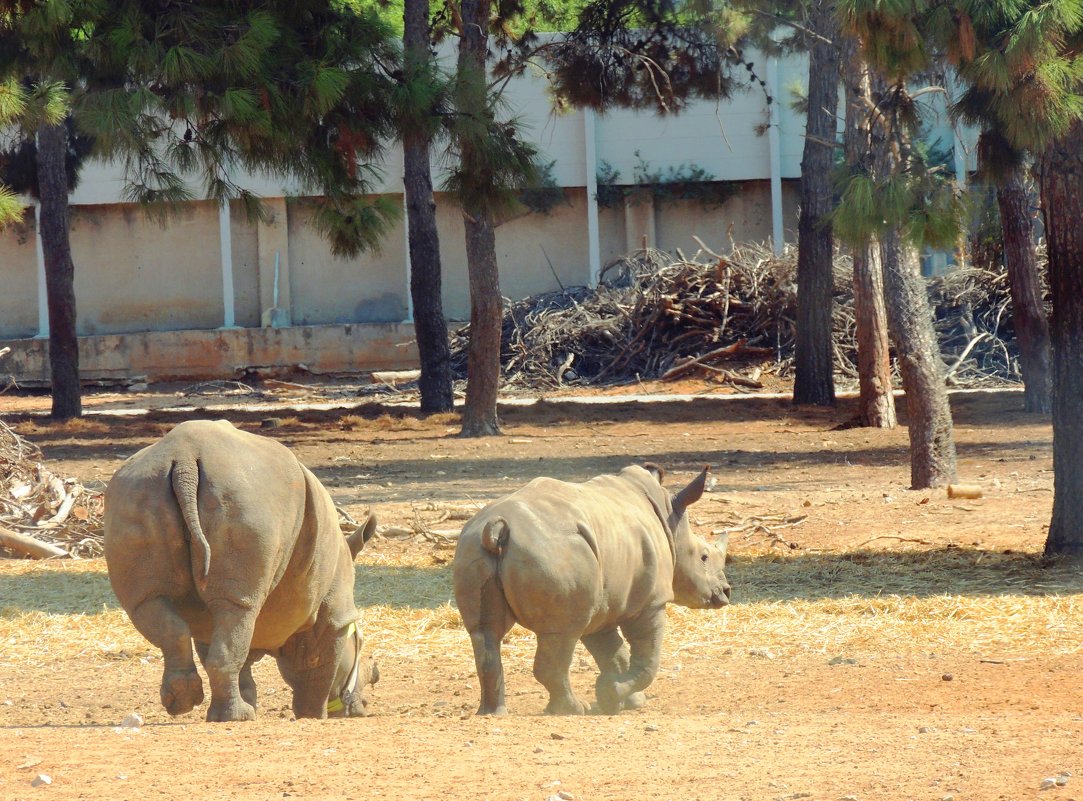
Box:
1;546;1080;670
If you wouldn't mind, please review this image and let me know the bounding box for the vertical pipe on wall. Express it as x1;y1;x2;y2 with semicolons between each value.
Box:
584;108;602;286
767;53;784;256
403;191;414;322
33;203;49;338
218;199;237;328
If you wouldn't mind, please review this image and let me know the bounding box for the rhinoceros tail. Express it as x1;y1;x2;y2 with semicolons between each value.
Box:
170;458;211;587
480;517;509;555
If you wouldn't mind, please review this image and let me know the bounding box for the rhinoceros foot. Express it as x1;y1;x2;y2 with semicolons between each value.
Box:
595;675;622;715
161;669;204;716
623;691;647;711
206;697;256;722
543;696;588;715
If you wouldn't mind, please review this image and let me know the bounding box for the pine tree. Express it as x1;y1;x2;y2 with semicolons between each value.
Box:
793;0;841;407
0;1;402;419
401;0;455;415
834;5;964;488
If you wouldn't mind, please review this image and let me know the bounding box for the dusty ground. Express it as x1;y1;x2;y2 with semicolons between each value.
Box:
1;379;1081;801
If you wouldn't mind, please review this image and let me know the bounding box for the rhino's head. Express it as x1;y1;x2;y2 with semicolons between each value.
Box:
326;514;380;718
325;622;379;718
645;465;732;609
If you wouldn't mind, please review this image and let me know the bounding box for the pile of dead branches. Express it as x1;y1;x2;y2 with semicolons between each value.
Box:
450;243;815;389
449;243;1028;391
0;420;104;559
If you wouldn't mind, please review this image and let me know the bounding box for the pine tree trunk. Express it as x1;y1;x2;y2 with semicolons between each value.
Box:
36;120;81;420
461;209;503;436
852;244;897;427
1037;120;1083;559
996;164;1051;414
404;0;453;415
457;0;503;437
793;0;839;407
841;36;895;428
880;231;957;488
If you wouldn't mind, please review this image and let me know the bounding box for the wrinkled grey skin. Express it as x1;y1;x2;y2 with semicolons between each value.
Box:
453;464;730;716
104;419;377;722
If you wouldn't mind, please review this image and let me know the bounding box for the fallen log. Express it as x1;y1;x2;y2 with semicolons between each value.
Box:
0;525;70;559
661;339;773;382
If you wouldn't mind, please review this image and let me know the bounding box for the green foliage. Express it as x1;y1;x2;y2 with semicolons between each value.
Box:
305;194;401;258
517;160;569;215
595;153;740;209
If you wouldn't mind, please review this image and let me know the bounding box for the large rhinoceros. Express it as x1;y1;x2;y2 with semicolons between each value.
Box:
104;419;377;722
453;463;730;716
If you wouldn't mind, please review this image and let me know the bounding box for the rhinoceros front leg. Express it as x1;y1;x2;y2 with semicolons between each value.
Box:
202;600;259;722
595;609;665;714
582;629;644;714
128;596;204;716
534;633;587;715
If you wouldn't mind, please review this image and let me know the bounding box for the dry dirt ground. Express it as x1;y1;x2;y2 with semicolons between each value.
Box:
0;380;1081;801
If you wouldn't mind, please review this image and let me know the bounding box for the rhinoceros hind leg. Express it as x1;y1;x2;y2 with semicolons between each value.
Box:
202;600;258;722
465;575;514;715
197;641;258;710
127;596;204;715
535;633;587;715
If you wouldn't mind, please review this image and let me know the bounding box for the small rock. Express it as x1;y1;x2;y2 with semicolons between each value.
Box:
942;673;953;682
828;656;858;666
918;726;933;734
260;418;282;429
1041;777;1058;791
941;795;954;801
557;793;575;801
1056;773;1070;786
120;712;143;729
549;732;566;740
749;647;776;660
644;724;659;732
128;382;149;392
838;795;859;801
533;746;543;754
31;774;52;787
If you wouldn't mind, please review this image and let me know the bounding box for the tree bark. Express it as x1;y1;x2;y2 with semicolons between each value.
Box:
851;244;897;427
460;209;503;436
793;0;839;407
1037;120;1083;559
841;37;895;428
36;120;81;420
457;0;503;437
403;0;453;415
995;163;1051;414
880;231;957;489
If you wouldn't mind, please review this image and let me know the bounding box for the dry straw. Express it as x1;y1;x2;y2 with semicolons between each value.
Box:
5;544;1076;671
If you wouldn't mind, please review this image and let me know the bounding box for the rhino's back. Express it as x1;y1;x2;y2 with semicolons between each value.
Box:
479;473;674;634
104;420;329;648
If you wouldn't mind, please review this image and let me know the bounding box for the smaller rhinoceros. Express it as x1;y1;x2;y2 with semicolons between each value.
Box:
453;463;730;716
104;419;377;722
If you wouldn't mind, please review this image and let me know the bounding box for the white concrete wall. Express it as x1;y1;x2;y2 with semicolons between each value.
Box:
0;43;980;341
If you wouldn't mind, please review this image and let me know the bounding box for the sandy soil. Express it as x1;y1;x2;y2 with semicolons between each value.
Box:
0;381;1080;801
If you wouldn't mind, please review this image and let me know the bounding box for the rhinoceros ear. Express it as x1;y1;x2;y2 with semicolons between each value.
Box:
643;462;665;485
346;512;378;559
672;466;711;518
